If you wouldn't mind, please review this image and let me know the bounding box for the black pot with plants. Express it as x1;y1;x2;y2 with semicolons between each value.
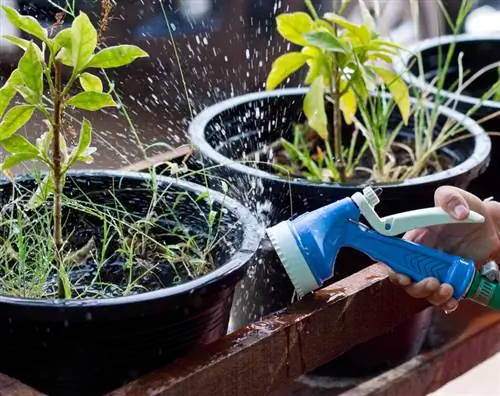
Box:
0;7;261;395
394;32;500;201
188;1;492;377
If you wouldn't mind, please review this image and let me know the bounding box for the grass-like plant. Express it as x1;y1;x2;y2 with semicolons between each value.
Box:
265;0;410;183
0;5;232;301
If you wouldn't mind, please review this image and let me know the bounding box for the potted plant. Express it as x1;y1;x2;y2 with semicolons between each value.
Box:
0;6;261;395
188;0;491;376
393;17;500;201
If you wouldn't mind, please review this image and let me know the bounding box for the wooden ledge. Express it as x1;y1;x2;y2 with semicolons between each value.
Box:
108;264;429;396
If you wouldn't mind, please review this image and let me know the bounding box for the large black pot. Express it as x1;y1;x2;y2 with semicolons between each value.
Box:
0;170;261;395
188;88;491;375
393;34;500;200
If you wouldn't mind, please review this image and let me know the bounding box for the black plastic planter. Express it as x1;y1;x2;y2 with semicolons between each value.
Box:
393;34;500;200
188;87;491;375
0;170;261;396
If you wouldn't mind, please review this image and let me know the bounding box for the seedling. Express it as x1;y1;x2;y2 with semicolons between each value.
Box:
266;0;410;183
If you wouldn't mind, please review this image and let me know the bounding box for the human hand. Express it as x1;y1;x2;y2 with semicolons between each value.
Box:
385;186;500;313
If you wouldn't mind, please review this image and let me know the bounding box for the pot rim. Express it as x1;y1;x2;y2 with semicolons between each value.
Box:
189;87;491;189
0;170;263;308
393;33;500;110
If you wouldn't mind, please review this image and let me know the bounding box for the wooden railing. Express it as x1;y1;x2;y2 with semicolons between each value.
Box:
1;148;499;396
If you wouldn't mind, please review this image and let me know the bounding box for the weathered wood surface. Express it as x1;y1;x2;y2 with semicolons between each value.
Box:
108;264;429;396
0;373;44;396
339;303;500;396
118;145;192;172
273;302;500;396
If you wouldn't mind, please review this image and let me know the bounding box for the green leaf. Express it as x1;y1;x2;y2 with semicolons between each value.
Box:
339;80;357;125
265;52;309;91
87;45;149;69
1;135;38;155
27;173;54;209
304;76;328;140
1;6;48;43
371;66;410;125
65;92;117;111
324;13;371;43
79;72;103;93
0;70;22;118
71;11;97;71
302;46;327;85
0;152;38;171
18;42;43;104
52;28;72;51
304;31;345;52
1;35;44;60
56;48;73;67
0;105;35;140
68;119;94;166
276;12;314;46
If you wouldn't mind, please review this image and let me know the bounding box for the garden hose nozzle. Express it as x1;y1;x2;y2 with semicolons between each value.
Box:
266;187;500;310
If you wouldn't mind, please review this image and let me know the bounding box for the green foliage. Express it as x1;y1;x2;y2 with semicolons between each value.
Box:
265;0;410;183
0;4;148;188
0;5;149;298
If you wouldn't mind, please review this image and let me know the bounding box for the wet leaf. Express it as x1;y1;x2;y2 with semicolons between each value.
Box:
87;45;149;69
339;80;357;125
266;52;309;90
19;42;43;104
0;70;22;118
304;76;328;140
1;135;38;155
27;173;54;209
1;35;44;60
71;12;97;71
56;48;73;67
276;12;314;46
371;66;410;124
79;73;103;93
52;28;72;52
0;152;38;171
1;6;48;43
0;105;35;140
324;13;370;43
65;92;117;111
68;119;93;166
304;31;345;53
302;46;327;85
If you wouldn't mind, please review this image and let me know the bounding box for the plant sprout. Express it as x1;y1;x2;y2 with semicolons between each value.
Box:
0;6;148;298
266;0;410;183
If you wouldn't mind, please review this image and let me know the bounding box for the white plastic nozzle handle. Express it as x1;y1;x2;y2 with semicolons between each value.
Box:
352;188;485;236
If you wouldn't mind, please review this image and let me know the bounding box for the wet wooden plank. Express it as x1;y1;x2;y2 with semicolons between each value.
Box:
118;145;192;172
338;305;500;396
108;264;430;396
0;373;44;396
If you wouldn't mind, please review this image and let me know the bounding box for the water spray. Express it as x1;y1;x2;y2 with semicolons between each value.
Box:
266;187;500;310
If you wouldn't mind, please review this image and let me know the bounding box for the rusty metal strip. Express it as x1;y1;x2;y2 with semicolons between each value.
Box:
108;264;429;396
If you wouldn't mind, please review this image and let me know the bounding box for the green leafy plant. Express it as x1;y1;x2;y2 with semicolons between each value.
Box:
0;6;149;298
266;0;410;183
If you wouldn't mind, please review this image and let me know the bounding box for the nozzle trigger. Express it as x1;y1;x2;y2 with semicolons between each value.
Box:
352;187;485;236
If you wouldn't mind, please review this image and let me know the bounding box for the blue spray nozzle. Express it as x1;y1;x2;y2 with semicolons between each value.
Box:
266;187;485;300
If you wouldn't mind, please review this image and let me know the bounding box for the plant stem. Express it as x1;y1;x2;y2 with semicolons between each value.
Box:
52;60;65;299
331;25;345;182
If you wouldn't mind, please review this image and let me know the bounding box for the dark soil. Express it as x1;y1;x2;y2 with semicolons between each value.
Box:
260;124;456;184
0;216;210;300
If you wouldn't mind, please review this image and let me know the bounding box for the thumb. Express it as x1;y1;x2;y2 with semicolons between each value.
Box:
434;186;470;220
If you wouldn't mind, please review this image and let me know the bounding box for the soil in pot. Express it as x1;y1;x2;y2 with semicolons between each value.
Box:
394;34;500;201
189;87;491;376
0;170;260;396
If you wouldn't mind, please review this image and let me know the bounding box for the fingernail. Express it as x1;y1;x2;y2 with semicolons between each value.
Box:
443;300;458;314
453;204;468;219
